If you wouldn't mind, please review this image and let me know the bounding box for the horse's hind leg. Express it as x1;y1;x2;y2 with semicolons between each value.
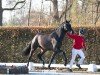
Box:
27;47;38;67
37;49;46;66
27;50;34;66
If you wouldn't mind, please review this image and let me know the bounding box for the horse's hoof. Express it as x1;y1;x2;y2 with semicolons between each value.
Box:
48;65;51;70
64;63;66;66
43;61;45;66
64;61;67;66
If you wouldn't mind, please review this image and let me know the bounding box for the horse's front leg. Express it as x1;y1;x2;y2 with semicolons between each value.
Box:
48;51;57;69
61;50;67;66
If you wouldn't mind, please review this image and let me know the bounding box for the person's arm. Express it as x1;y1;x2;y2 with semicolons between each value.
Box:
66;32;76;39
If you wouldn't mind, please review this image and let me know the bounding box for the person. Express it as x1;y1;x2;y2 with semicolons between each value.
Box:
66;28;86;72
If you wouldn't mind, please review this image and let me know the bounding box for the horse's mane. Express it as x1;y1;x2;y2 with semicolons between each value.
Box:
50;21;66;38
56;21;66;32
50;20;69;37
55;21;65;30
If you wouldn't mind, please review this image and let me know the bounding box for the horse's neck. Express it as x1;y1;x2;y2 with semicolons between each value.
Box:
56;28;66;41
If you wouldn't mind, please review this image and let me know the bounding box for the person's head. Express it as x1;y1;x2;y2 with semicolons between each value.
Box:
79;28;85;36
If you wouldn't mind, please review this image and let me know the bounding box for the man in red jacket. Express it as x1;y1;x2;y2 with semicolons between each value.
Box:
67;28;86;72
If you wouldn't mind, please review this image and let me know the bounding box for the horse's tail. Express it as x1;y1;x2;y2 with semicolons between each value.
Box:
22;41;31;56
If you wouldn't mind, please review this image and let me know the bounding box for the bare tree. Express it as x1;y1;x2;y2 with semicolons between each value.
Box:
0;0;26;26
46;0;73;22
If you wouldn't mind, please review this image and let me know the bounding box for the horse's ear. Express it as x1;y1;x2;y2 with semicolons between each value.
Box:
66;20;71;23
68;20;71;23
65;20;68;23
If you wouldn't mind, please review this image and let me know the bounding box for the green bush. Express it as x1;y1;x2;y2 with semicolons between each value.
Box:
0;26;100;64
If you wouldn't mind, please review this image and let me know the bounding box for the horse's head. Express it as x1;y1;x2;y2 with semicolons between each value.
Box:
62;20;74;33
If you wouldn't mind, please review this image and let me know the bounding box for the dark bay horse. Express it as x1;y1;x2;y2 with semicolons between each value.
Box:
23;20;73;69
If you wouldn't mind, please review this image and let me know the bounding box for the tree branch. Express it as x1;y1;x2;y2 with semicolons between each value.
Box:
3;0;26;11
59;2;73;20
94;1;100;25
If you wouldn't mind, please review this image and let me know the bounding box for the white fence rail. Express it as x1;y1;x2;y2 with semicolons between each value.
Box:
0;62;100;72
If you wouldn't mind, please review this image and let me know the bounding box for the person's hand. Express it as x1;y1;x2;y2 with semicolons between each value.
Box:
70;31;73;34
72;30;74;34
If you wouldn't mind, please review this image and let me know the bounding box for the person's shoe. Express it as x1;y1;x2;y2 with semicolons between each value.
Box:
67;68;73;72
76;64;82;69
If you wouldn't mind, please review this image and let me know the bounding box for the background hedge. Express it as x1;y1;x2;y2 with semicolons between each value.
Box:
0;26;100;64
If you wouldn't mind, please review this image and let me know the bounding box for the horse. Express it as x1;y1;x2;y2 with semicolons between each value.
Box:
22;20;74;69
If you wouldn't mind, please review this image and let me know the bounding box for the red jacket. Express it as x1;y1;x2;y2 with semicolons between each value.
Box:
67;33;86;49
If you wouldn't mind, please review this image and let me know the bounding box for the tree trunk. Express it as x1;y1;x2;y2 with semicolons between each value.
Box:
0;0;25;26
0;10;3;26
52;0;59;22
0;0;3;26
